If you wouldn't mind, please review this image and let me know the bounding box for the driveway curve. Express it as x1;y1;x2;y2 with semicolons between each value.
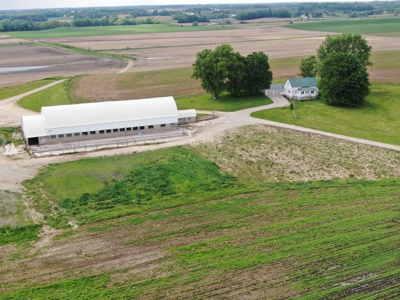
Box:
1;92;400;193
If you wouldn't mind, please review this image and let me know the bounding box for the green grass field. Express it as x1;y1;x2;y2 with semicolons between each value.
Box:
252;84;400;145
8;24;234;39
3;145;400;298
176;93;272;111
286;17;400;35
18;81;72;112
0;78;62;101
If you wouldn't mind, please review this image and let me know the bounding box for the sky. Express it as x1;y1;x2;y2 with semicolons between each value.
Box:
1;0;355;11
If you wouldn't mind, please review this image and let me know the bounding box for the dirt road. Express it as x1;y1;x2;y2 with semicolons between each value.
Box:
0;80;65;127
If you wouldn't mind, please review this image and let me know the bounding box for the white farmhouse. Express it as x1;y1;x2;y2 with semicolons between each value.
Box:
281;77;318;100
22;96;196;146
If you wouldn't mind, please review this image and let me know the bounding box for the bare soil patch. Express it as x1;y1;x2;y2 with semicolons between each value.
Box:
0;44;125;88
42;27;400;75
189;125;400;183
0;38;29;45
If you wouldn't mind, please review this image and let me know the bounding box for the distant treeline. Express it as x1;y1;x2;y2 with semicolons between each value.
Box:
173;14;210;23
237;9;291;20
0;17;160;32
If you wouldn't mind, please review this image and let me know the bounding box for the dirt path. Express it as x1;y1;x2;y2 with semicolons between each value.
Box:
0;80;65;127
117;59;134;74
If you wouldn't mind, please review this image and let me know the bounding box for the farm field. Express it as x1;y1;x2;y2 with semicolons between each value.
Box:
0;44;125;88
252;84;400;146
286;17;400;35
7;23;235;39
2;137;400;298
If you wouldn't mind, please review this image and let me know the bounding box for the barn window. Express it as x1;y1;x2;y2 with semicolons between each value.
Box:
82;132;88;136
120;128;125;132
126;128;131;131
148;125;154;129
106;129;111;133
311;91;315;94
74;133;80;136
58;134;64;138
50;135;56;138
139;126;145;130
90;131;96;135
66;133;72;137
133;127;138;130
301;91;305;94
113;129;118;133
161;124;166;127
99;130;105;134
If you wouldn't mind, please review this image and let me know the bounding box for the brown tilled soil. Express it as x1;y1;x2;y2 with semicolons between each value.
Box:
0;44;125;88
43;26;400;74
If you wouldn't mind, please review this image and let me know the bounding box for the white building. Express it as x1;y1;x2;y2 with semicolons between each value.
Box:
281;77;318;100
22;96;196;146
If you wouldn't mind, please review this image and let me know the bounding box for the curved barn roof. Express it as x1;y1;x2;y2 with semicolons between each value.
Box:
41;97;178;129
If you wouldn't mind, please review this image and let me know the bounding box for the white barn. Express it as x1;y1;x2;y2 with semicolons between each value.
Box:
281;77;318;100
22;96;196;146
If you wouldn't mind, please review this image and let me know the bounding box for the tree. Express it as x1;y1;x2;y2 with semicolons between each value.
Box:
192;44;236;99
243;52;273;95
226;52;246;96
317;33;372;67
298;55;318;77
319;52;370;107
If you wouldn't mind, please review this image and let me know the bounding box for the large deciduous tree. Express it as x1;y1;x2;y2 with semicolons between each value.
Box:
319;52;370;107
317;33;372;67
243;52;273;95
298;55;318;78
192;44;236;99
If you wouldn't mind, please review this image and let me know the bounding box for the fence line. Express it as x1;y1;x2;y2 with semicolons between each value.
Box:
29;130;187;157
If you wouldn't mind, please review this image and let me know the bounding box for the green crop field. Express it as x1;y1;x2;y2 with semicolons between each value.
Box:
7;24;234;39
2;144;400;298
252;84;400;145
286;17;400;35
18;81;72;112
0;77;62;101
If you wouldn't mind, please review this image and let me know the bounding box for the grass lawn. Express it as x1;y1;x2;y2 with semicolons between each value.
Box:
286;17;400;35
252;84;400;145
8;24;234;39
0;78;62;101
18;81;72;112
176;92;272;112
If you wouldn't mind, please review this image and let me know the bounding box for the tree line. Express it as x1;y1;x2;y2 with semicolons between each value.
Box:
237;9;291;20
192;44;273;99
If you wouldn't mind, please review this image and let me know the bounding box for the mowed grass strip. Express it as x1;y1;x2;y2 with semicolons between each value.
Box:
7;24;234;39
252;84;400;145
176;93;272;111
0;78;62;100
18;81;72;112
286;17;400;34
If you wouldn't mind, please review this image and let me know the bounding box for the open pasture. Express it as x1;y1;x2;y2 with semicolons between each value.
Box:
287;17;400;36
0;44;125;88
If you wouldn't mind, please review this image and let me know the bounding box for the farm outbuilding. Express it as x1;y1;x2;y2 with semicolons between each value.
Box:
22;96;196;146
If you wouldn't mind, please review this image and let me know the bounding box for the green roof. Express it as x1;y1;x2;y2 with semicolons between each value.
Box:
288;77;317;87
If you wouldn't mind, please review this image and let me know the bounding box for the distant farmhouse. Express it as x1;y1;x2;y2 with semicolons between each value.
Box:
281;77;318;100
265;77;318;100
22;97;196;147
